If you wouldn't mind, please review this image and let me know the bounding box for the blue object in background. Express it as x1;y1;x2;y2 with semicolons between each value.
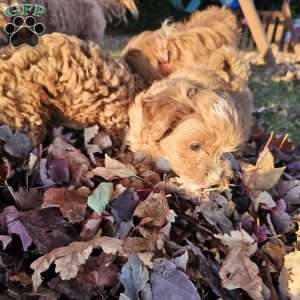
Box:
170;0;240;13
171;0;202;13
219;0;240;9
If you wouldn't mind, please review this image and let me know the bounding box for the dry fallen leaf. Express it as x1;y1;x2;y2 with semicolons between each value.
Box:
9;272;32;287
123;236;158;254
80;212;103;240
78;254;119;288
151;258;200;300
31;237;125;292
15;188;42;210
253;191;276;211
134;192;169;227
137;252;154;269
111;189;140;223
48;277;96;300
87;155;136;180
84;125;99;146
199;193;233;233
48;137;91;186
42;186;90;223
215;229;257;256
242;146;285;191
21;208;78;254
93;131;112;150
84;126;113;164
0;235;12;249
215;230;264;300
55;245;93;280
270;199;293;234
279;180;300;211
219;249;263;300
173;250;189;272
283;249;300;299
0;206;32;251
120;255;152;300
262;239;285;270
87;182;113;214
0;125;33;158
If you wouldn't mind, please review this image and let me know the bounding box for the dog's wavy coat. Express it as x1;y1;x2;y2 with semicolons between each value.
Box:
127;47;253;189
0;33;136;144
122;6;239;85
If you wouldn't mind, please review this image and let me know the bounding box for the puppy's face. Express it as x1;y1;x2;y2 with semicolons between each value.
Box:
159;117;235;187
128;77;249;188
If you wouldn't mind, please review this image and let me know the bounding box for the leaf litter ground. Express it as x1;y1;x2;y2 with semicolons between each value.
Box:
0;58;300;300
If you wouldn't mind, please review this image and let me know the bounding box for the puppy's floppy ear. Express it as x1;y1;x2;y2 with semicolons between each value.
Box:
123;49;147;71
143;95;192;142
123;49;160;85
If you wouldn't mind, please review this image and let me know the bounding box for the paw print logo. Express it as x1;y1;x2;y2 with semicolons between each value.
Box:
4;16;45;48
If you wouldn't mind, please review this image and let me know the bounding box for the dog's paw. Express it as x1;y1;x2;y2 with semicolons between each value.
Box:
4;16;45;48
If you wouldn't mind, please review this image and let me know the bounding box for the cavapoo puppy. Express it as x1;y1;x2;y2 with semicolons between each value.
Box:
0;33;136;144
127;46;253;189
122;6;239;85
0;0;138;46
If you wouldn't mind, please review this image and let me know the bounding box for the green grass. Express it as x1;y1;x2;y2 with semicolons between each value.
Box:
111;48;122;58
250;68;300;144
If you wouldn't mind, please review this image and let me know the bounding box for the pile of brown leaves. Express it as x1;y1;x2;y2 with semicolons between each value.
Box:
0;124;300;300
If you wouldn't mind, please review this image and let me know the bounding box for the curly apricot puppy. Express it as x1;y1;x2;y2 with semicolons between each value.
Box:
0;33;136;144
122;6;239;85
127;47;253;190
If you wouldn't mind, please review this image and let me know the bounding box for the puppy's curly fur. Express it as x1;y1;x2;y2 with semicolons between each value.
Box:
0;0;138;46
0;33;136;143
122;6;239;85
127;46;253;189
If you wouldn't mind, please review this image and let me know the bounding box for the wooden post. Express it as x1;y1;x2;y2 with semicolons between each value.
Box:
239;0;276;67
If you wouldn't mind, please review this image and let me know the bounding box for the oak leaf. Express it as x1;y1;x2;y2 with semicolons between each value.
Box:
242;147;285;191
283;249;300;299
134;192;169;227
31;237;124;292
215;230;263;300
87;155;136;180
42;187;90;223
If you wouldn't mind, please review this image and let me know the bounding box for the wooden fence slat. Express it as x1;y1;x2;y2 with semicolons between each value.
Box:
274;17;285;51
239;0;276;66
238;1;299;57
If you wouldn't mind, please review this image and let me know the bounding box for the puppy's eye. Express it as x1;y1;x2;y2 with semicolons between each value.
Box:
187;86;199;98
190;143;202;151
